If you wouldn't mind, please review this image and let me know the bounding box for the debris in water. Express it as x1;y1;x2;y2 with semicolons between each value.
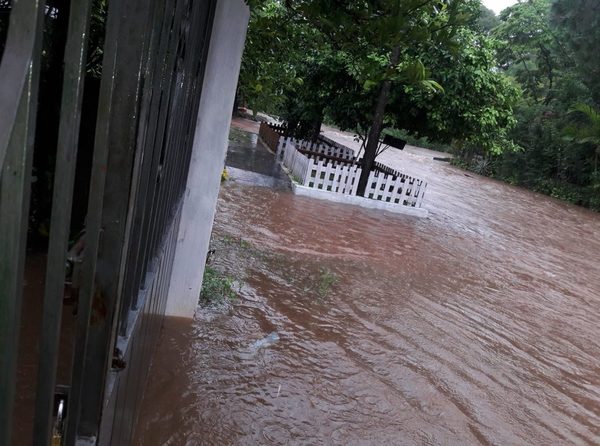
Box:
250;331;280;353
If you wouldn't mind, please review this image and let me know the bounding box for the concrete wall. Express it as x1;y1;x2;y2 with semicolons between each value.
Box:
165;0;249;317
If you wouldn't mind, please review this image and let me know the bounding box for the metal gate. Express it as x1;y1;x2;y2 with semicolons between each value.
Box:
0;0;217;443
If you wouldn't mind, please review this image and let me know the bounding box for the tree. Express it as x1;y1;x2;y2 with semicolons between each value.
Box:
237;1;314;119
477;4;500;33
387;27;520;155
552;0;600;106
287;0;476;195
493;0;564;104
564;103;600;173
478;0;600;210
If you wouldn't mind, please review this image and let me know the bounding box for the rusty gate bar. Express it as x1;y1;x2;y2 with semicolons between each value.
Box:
0;1;45;444
32;0;93;443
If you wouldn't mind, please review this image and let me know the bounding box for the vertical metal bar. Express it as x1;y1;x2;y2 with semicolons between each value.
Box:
64;0;123;442
73;0;155;439
132;0;186;298
104;0;158;344
32;1;93;443
117;0;165;335
125;0;176;304
0;1;45;444
144;0;216;276
0;0;44;170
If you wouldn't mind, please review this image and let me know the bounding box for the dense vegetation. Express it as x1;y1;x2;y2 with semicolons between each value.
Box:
238;0;600;210
489;0;600;209
0;1;106;244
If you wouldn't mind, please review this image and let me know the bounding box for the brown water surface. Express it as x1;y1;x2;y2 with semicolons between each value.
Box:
135;126;600;445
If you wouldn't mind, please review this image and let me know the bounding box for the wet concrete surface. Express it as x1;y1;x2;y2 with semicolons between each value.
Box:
224;126;291;190
134;123;600;445
226;127;289;181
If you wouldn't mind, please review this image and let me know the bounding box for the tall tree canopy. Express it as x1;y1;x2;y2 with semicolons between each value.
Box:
488;0;600;209
238;0;600;210
552;0;600;105
239;0;518;193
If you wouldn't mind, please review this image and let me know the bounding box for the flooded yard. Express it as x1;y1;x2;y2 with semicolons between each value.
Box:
134;122;600;445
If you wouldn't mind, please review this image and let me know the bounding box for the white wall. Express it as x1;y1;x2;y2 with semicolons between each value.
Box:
165;0;249;317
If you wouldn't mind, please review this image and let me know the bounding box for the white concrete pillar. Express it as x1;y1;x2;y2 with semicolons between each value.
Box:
165;0;249;317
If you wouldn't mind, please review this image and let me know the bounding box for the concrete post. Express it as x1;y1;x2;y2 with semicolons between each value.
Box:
165;0;249;317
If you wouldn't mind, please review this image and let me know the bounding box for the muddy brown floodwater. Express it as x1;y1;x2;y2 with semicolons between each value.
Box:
134;125;600;445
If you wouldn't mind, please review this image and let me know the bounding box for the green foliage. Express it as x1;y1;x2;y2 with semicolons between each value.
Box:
200;266;238;303
552;0;600;105
240;0;600;211
238;1;316;117
564;104;600;147
493;0;558;102
240;0;517;156
481;0;600;211
477;4;500;33
317;267;337;298
86;0;108;78
389;27;521;155
221;168;229;182
564;103;600;172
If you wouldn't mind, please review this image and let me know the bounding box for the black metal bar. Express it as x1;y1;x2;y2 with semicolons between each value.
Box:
127;0;179;302
0;0;43;171
32;1;93;443
116;0;164;336
144;0;216;279
133;0;187;298
73;0;155;438
64;0;123;442
0;1;45;443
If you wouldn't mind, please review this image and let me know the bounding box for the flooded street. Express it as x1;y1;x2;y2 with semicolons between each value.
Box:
134;123;600;445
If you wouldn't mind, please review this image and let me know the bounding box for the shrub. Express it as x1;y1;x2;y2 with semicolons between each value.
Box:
200;266;237;303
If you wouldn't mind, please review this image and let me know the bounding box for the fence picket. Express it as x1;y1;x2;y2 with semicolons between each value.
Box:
273;127;427;208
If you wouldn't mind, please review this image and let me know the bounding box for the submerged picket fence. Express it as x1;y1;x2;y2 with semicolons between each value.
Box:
275;135;427;208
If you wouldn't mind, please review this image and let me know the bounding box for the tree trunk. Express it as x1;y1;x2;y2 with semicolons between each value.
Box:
310;110;324;142
356;46;401;196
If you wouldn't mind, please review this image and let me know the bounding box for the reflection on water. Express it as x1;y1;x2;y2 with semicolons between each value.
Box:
135;128;600;445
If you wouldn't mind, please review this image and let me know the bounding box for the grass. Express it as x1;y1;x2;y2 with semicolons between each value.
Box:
220;235;252;249
271;262;338;299
317;267;338;298
200;266;238;303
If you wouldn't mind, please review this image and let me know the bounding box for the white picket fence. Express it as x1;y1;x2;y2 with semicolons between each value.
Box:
296;139;355;161
281;138;311;182
276;135;427;208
